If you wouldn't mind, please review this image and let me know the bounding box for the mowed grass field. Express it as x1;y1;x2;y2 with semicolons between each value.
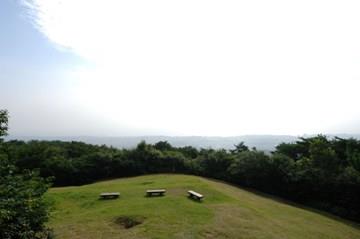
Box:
47;174;360;239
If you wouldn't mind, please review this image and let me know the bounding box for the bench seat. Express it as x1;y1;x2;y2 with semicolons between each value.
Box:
99;192;120;199
188;190;204;200
146;189;166;196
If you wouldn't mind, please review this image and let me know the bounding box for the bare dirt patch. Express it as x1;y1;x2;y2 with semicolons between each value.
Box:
114;216;146;229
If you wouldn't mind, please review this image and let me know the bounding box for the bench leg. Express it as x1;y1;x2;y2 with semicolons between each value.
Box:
188;194;195;199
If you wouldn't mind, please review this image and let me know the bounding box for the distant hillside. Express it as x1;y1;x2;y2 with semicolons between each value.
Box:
6;134;360;151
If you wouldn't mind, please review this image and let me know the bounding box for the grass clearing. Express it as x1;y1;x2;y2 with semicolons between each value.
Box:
47;174;360;239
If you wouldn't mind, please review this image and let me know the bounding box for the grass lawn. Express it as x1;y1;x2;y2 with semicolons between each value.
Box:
47;174;360;239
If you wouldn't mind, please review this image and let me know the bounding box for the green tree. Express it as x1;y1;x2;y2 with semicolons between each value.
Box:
197;149;233;179
228;150;271;190
349;151;360;172
230;142;249;154
0;110;52;238
154;141;173;151
308;137;339;172
0;110;8;142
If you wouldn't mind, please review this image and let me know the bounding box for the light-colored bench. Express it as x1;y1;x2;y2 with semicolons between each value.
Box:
99;192;120;199
146;189;166;197
188;190;204;200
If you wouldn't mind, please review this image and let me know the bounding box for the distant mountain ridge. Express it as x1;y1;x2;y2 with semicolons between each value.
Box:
6;134;360;151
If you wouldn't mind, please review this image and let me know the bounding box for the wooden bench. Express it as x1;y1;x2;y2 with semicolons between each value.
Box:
188;190;204;200
99;192;120;199
146;189;166;197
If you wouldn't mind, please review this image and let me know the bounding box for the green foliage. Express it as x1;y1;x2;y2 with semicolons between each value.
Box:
228;150;271;189
196;149;233;179
0;157;52;238
308;137;338;171
0;110;8;141
349;151;360;171
3;134;360;222
275;142;303;160
161;150;187;173
230;141;249;154
177;146;199;159
154;141;173;151
0;110;52;238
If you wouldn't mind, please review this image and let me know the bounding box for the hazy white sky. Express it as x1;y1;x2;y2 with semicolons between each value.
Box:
2;0;360;136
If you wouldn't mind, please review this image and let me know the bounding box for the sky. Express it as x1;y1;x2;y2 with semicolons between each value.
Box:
1;0;360;137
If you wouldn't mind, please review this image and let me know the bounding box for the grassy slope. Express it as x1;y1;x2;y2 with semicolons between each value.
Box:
47;174;360;239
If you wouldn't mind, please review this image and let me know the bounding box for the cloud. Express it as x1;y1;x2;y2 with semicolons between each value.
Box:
21;0;360;135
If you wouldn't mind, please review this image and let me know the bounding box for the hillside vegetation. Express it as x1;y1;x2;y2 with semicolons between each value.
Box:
5;136;360;221
47;174;360;239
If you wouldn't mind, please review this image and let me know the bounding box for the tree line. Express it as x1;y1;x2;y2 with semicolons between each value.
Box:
2;136;359;222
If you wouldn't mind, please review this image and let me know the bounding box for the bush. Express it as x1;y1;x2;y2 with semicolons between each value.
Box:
0;156;52;239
